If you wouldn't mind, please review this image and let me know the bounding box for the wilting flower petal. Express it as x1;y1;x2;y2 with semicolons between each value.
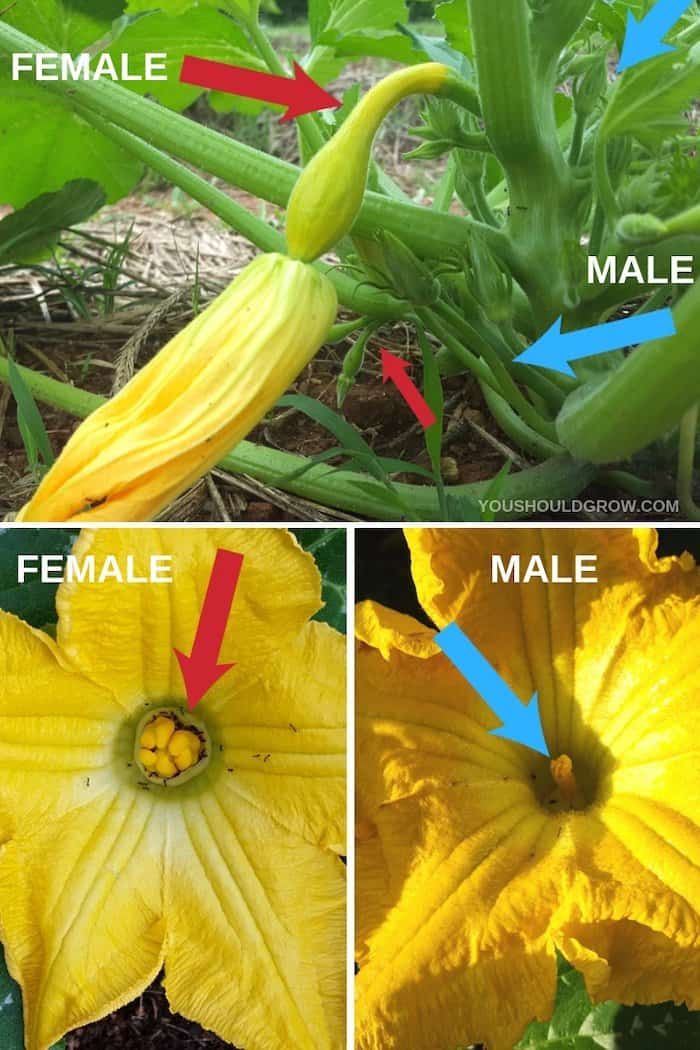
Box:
357;527;700;1050
17;254;337;522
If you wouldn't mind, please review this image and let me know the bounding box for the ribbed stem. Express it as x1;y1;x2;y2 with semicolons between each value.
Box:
0;22;505;261
0;356;595;521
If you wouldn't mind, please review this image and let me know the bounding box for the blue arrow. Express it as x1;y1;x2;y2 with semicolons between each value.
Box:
435;622;549;756
513;308;676;377
618;1;694;72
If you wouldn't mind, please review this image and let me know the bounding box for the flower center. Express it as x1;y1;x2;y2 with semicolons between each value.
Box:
134;708;210;786
541;753;589;812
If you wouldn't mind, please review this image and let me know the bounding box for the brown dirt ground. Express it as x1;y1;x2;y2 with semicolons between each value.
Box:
66;975;234;1049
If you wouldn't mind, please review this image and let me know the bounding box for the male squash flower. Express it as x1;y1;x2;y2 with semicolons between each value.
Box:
17;254;337;522
0;528;346;1050
356;528;700;1050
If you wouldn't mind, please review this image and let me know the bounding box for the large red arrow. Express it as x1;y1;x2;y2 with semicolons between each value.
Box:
174;549;244;710
380;348;437;429
180;55;341;121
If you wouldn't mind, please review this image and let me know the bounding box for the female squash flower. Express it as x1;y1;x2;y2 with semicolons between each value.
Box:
356;528;700;1050
17;254;337;522
0;528;346;1050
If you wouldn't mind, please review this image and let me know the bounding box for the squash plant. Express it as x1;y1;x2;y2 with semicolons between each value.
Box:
0;0;698;521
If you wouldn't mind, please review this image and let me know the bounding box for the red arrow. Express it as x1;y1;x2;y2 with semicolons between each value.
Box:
180;55;341;122
174;549;244;710
380;348;437;429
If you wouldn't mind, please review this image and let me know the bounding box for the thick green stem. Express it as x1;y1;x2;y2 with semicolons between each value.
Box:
0;22;506;263
557;280;700;462
467;0;575;324
0;356;595;521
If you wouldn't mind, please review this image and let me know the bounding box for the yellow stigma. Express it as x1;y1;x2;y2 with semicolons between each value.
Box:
550;754;577;803
136;712;205;783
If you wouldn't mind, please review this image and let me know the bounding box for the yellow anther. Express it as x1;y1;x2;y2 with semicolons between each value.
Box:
169;729;201;759
550;754;577;803
135;710;209;784
155;752;178;779
153;716;176;749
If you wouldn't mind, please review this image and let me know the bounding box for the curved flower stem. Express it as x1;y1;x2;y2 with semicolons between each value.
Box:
678;405;700;520
0;356;595;521
75;108;402;320
429;302;559;440
480;384;563;460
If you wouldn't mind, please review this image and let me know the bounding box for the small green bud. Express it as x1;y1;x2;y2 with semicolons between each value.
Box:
617;213;669;245
355;231;440;307
574;55;608;117
468;235;512;323
404;139;454;161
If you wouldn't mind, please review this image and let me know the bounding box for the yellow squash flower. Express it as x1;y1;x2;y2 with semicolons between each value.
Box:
17;254;337;522
356;528;700;1050
0;528;346;1050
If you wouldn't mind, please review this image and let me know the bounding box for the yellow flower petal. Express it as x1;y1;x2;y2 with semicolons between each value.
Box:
18;254;337;523
0;791;165;1050
357;528;700;1048
211;620;346;853
405;527;699;757
0;612;122;829
357;607;538;820
56;528;322;706
162;792;345;1050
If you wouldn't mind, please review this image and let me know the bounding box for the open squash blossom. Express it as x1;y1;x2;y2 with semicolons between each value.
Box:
356;528;700;1050
17;254;337;521
0;529;346;1050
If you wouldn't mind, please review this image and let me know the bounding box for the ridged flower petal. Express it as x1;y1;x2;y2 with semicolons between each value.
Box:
0;791;165;1050
56;528;321;705
209;620;346;852
162;793;345;1050
0;528;345;1050
357;527;700;1050
0;612;123;829
405;527;698;756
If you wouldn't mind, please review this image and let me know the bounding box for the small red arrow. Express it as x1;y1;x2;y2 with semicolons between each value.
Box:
179;55;341;122
174;549;244;710
380;348;437;429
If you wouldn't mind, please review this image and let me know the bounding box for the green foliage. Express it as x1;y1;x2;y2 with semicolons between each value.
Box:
515;955;700;1049
4;352;55;478
0;528;77;627
110;8;263;111
0;0;699;515
291;528;346;632
0;179;105;264
0;2;143;207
